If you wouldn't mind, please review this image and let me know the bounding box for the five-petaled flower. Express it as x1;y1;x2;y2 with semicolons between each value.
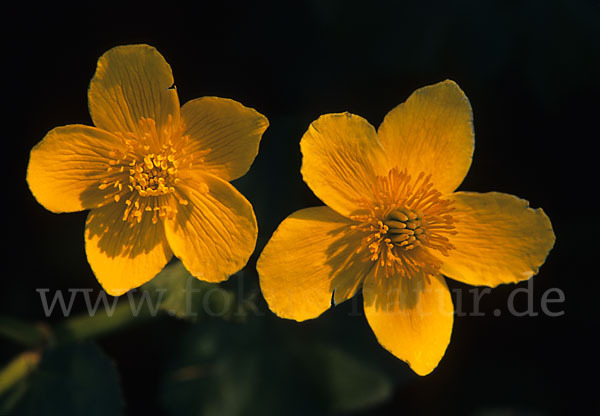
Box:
27;44;268;296
257;80;555;375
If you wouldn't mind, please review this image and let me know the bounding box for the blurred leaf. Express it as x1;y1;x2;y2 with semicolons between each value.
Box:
13;343;123;416
161;316;394;416
0;376;29;415
0;316;45;348
0;351;41;413
161;318;322;416
143;261;237;321
0;351;40;396
309;343;393;413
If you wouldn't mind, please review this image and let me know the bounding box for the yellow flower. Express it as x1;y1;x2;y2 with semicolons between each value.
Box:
257;80;555;375
27;45;268;296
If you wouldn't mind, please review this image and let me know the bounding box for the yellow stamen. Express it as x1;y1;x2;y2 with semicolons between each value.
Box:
350;168;457;279
96;116;207;224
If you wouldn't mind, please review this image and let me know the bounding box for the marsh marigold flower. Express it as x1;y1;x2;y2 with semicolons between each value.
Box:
257;80;554;375
27;45;268;295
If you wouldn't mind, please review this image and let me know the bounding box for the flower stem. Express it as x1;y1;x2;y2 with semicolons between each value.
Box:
0;299;155;410
0;297;155;348
51;299;154;344
0;316;45;348
0;351;41;396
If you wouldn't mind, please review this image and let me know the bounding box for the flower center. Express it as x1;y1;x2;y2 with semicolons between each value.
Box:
129;153;178;197
97;116;203;224
351;168;457;279
384;208;426;250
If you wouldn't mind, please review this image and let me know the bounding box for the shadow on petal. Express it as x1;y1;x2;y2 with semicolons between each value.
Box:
79;180;121;210
321;216;427;311
362;269;427;313
325;223;375;305
85;200;173;295
86;202;168;260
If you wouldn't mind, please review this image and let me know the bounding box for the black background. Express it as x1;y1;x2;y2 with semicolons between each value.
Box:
3;1;598;415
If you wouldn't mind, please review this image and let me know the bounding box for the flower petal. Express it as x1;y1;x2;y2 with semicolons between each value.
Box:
27;125;127;213
440;192;555;287
300;113;388;217
85;203;173;296
257;206;373;321
363;271;454;376
377;80;474;194
88;44;180;136
164;172;257;283
180;97;269;181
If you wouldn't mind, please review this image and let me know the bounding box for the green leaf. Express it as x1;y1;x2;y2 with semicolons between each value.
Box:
0;351;41;413
0;351;41;396
310;343;393;413
143;261;237;321
161;318;326;416
160;316;396;416
13;343;123;416
0;315;45;348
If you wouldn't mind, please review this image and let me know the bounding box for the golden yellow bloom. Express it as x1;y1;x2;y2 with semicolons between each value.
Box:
27;45;268;296
257;80;554;375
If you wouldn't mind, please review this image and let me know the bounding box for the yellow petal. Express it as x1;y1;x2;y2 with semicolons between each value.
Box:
27;125;127;213
363;271;454;376
377;80;474;194
440;192;555;287
180;97;269;181
164;172;257;283
88;44;180;136
300;113;388;217
257;206;373;321
85;203;173;296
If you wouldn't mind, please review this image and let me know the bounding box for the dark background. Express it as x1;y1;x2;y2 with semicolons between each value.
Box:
3;1;598;415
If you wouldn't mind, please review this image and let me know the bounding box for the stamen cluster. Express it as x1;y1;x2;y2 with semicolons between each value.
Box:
351;169;457;279
96;116;206;224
